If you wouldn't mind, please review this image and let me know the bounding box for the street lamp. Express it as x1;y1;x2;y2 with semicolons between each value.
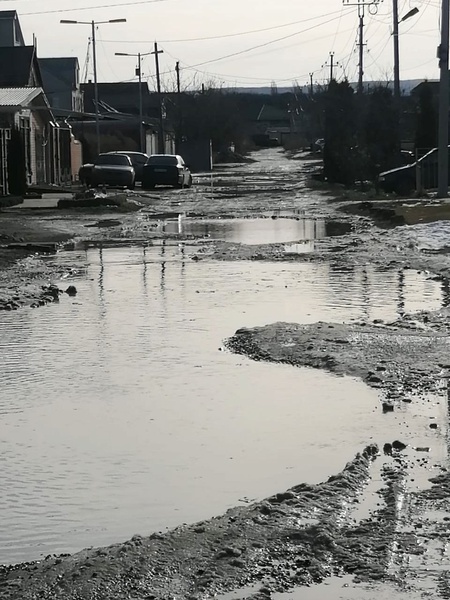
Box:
60;18;126;155
115;51;152;153
392;3;419;101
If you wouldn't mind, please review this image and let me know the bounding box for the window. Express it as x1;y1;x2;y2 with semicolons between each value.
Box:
147;155;178;166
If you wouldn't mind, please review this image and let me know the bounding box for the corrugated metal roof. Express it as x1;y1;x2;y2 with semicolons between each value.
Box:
0;87;43;107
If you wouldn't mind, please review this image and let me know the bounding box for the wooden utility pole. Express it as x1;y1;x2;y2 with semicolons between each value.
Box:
437;0;450;197
152;42;165;153
309;72;314;96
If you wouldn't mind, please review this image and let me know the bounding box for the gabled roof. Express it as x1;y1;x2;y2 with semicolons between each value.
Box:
0;46;42;87
81;81;159;116
0;87;48;108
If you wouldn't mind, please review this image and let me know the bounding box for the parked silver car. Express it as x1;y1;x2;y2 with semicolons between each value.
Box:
142;154;192;189
90;153;135;189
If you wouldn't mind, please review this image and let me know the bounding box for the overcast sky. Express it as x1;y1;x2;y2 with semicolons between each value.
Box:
10;0;443;90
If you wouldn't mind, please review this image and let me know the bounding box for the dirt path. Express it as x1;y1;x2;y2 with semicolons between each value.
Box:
1;148;450;598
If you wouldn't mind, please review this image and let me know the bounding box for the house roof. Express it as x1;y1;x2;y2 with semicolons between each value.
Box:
0;46;42;87
0;87;48;108
81;81;159;116
39;57;79;89
0;10;19;18
0;10;25;47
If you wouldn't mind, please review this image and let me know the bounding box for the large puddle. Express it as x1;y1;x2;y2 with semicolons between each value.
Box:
153;217;352;245
0;246;447;564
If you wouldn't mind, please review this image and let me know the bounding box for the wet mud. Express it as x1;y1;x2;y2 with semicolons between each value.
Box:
2;149;450;598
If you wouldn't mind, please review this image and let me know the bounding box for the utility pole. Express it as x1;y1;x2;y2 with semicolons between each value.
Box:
91;20;100;154
392;0;400;101
175;61;181;94
329;52;335;82
152;42;165;153
357;11;365;94
137;53;144;153
437;0;450;197
342;0;383;94
323;52;339;83
115;50;153;153
393;5;419;103
175;61;182;152
61;18;126;157
309;72;314;96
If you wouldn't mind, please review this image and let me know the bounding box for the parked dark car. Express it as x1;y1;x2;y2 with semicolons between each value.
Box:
89;153;135;189
78;162;94;186
107;151;148;182
142;154;192;190
377;147;449;195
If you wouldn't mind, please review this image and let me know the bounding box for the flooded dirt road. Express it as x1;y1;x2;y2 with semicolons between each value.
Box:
1;149;450;599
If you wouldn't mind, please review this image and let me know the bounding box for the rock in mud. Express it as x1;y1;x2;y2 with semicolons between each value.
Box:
65;285;77;296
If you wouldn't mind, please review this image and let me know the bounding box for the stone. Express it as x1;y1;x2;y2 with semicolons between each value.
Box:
65;285;78;296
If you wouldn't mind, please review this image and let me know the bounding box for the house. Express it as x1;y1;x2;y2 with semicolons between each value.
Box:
251;103;302;147
0;10;25;47
39;57;84;113
75;82;174;159
81;81;159;118
0;87;60;194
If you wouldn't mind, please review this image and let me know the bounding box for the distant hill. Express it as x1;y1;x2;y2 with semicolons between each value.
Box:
231;79;435;96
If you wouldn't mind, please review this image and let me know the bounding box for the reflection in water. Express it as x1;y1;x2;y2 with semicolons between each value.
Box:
442;278;450;307
156;217;350;245
98;246;106;320
0;248;446;564
397;269;405;317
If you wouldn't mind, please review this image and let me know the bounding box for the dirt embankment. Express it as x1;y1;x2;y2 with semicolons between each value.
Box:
1;445;400;600
226;316;450;401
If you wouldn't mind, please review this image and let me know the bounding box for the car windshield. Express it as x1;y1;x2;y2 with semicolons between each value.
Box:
147;155;178;166
96;155;130;166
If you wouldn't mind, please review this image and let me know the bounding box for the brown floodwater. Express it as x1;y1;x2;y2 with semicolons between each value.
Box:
0;245;447;564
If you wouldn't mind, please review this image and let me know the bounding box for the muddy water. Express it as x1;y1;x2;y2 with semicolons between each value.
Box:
0;246;446;564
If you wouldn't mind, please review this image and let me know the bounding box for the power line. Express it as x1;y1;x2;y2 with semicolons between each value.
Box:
181;13;353;70
100;9;348;44
22;0;168;16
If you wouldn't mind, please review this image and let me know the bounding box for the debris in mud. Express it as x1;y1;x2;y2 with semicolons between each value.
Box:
58;193;131;209
84;219;122;228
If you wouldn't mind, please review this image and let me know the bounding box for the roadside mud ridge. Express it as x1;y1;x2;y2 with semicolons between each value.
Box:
226;318;450;399
2;444;416;600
